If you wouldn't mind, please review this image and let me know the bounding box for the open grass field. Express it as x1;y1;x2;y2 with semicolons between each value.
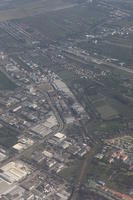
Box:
0;0;76;21
0;125;18;148
22;3;108;41
0;71;16;90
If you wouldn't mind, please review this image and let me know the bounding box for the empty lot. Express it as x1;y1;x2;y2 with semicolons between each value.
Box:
0;0;76;21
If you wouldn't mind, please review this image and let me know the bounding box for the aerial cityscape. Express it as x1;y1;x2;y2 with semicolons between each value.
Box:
0;0;133;199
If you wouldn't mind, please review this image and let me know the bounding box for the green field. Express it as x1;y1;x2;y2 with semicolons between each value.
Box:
0;0;76;21
23;3;108;41
0;125;18;148
0;71;16;90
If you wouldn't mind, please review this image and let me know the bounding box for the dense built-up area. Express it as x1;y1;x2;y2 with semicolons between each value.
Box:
0;54;88;199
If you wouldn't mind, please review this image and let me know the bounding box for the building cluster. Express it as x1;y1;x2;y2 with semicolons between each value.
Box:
95;135;133;169
0;160;31;198
47;71;89;123
0;46;91;199
0;146;8;162
26;130;90;173
0;166;70;200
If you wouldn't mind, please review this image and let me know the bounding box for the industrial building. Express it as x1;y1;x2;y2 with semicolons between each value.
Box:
1;161;30;183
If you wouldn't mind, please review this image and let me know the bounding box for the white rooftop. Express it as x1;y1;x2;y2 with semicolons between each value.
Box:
54;132;66;139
